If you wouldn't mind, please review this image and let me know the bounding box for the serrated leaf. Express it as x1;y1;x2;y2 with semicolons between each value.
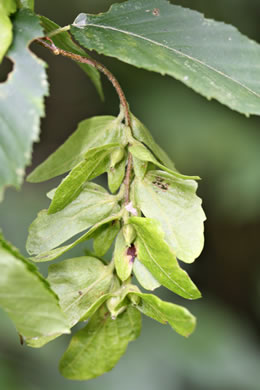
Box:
72;0;260;116
131;114;175;170
47;256;115;328
27;182;119;256
93;219;120;257
0;235;70;340
130;292;196;337
40;16;103;100
0;10;48;200
27;116;126;183
129;217;201;299
59;305;141;380
133;258;160;291
129;141;199;181
135;171;206;263
114;230;133;282
31;213;121;262
108;155;126;193
48;144;119;214
0;0;17;63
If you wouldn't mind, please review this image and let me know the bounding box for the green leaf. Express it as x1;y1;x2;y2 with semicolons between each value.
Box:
48;144;119;214
40;16;103;100
27;182;119;256
132;155;148;179
93;220;120;257
129;141;199;180
59;305;141;380
114;230;133;282
130;292;196;337
0;10;48;200
27;116;126;183
133;259;160;291
0;235;70;340
129;217;201;299
30;213;121;262
0;0;16;64
108;155;127;193
72;0;260;116
47;256;115;328
135;171;206;263
131;114;175;170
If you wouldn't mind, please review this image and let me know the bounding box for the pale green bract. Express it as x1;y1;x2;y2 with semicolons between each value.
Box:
47;257;116;328
27;115;126;183
0;236;70;340
48;143;119;213
0;10;48;200
71;0;260;116
134;170;206;263
130;292;196;337
26;182;119;255
129;217;201;299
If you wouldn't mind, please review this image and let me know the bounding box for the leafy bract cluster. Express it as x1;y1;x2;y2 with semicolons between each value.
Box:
25;107;205;379
2;0;260;382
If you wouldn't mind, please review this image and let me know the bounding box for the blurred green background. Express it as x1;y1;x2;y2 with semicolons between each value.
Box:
1;0;260;389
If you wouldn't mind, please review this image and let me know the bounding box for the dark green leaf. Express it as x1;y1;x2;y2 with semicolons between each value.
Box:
130;292;196;337
27;115;126;183
48;144;119;214
133;258;160;291
47;256;115;327
93;220;120;257
135;171;206;263
129;141;199;180
31;213;121;262
129;217;201;299
59;305;141;380
0;0;17;63
114;230;133;282
0;10;48;200
0;235;70;340
27;182;119;256
72;0;260;116
40;16;103;100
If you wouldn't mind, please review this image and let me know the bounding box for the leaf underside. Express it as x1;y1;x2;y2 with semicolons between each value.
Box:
72;0;260;116
0;9;48;200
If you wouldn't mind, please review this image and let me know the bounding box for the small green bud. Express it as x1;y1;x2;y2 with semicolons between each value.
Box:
123;224;136;246
129;293;141;306
106;295;127;319
110;147;125;168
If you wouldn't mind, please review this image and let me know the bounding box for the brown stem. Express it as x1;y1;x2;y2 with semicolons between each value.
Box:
37;38;131;126
36;37;133;204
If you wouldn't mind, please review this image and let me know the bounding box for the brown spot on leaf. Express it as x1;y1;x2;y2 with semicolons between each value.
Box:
152;177;169;191
127;244;137;263
152;8;160;16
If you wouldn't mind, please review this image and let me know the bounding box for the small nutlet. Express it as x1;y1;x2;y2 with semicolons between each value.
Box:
123;224;136;247
110;147;125;168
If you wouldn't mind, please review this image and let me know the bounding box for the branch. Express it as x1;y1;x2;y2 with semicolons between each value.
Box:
36;37;133;205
